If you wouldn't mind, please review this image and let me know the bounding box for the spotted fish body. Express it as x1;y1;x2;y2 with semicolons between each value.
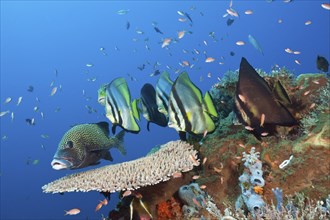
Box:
51;122;125;170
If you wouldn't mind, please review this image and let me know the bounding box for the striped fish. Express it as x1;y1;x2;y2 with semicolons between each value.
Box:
140;83;168;131
168;72;218;140
155;71;173;116
102;77;140;134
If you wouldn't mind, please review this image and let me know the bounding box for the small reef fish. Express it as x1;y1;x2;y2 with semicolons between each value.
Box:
4;97;12;104
305;20;312;25
177;10;185;16
0;111;10;117
95;202;103;212
50;87;58;96
178;31;185;39
226;8;239;17
64;208;80;216
236;41;245;46
316;55;329;72
117;9;130;15
248;34;263;55
294;59;301;65
51;122;126;170
205;57;215;63
27;85;34;92
321;3;330;10
226;18;235;26
154;26;164;34
150;69;161;77
26;118;35;125
41;134;49;139
168;72;218;140
17;96;23;106
244;10;253;15
162;38;171;48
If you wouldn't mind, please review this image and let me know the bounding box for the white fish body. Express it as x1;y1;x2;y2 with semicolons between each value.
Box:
248;34;263;55
0;111;10;117
4;97;12;104
17;96;23;106
50;87;58;96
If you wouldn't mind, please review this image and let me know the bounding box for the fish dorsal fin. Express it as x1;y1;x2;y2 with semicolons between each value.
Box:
178;72;203;104
131;99;140;121
203;92;218;117
272;80;292;106
110;77;131;106
160;71;172;83
96;122;110;136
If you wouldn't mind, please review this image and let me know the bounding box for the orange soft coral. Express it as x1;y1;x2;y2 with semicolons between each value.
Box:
253;186;264;195
156;197;182;219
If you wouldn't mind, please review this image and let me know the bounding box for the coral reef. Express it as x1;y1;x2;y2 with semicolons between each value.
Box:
119;70;329;220
42;140;199;193
235;147;265;218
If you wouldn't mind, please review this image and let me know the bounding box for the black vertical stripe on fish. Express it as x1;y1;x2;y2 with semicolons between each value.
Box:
140;84;168;129
171;85;192;132
106;96;116;122
160;95;168;113
169;100;181;130
107;90;123;131
157;91;168;112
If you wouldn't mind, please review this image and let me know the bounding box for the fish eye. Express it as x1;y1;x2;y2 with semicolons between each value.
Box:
66;141;74;148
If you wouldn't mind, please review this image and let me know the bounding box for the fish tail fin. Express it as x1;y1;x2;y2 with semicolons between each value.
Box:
64;211;68;216
204;113;216;133
132;99;140;121
203;92;218;117
128;111;140;133
114;130;126;155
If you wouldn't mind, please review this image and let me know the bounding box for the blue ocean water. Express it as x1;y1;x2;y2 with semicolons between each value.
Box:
0;1;329;219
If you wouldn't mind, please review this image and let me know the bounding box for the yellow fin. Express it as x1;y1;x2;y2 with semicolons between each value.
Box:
203;92;218;117
131;99;140;121
204;113;216;132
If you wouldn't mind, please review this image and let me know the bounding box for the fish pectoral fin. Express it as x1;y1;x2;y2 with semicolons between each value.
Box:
203;91;218;117
204;113;216;133
179;131;187;141
147;122;151;131
89;161;101;166
111;125;117;134
102;151;113;162
131;99;140;121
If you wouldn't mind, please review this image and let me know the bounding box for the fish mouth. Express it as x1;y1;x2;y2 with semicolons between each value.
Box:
51;158;73;170
98;97;105;105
